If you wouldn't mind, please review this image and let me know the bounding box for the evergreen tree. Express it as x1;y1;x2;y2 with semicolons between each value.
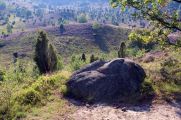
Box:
81;53;86;62
7;23;12;33
118;42;126;58
34;31;49;73
34;31;60;74
60;24;65;34
48;44;59;72
90;54;96;63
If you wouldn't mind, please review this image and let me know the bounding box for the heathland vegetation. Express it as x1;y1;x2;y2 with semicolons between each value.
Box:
0;0;180;119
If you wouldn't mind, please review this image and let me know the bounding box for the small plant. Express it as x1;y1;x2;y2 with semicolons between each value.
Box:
118;42;126;58
90;54;99;63
77;14;88;23
92;22;101;30
0;70;5;81
81;53;86;62
13;52;18;63
60;24;65;34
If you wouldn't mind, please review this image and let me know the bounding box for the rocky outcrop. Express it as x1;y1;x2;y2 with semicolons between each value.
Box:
66;58;146;103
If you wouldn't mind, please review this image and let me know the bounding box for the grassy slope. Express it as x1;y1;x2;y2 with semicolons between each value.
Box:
139;48;181;101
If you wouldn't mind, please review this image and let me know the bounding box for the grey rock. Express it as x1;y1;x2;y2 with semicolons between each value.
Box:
66;58;146;103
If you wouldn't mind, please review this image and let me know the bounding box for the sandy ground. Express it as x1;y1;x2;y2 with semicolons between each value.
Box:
70;102;181;120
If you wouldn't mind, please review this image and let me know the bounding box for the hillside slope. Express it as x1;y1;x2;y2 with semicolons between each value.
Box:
0;23;131;65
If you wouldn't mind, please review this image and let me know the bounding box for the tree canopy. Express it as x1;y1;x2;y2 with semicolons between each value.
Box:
111;0;181;31
0;1;6;10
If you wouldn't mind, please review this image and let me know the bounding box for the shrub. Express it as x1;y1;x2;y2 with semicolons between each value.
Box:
59;85;68;95
0;82;16;120
32;71;71;96
175;39;181;47
81;53;86;62
77;14;88;23
48;44;62;72
92;22;101;30
160;57;181;84
140;78;155;97
70;55;85;71
90;54;99;63
5;60;39;83
127;47;146;58
128;31;156;51
118;42;126;58
10;103;26;119
60;24;65;34
0;70;5;81
15;88;42;106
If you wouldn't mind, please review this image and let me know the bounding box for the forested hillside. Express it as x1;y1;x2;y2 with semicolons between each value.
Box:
40;0;108;4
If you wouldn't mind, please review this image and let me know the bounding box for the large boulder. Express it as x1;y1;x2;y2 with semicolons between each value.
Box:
66;58;146;103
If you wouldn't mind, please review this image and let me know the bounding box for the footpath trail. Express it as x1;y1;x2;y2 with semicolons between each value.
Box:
69;101;181;120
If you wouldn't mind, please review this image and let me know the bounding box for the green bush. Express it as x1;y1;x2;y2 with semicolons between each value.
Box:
15;88;42;106
4;60;39;83
90;54;99;63
141;78;155;97
128;31;156;51
77;14;88;23
0;82;17;120
10;103;26;119
70;55;86;71
127;47;146;58
59;85;68;95
160;57;181;84
92;22;101;30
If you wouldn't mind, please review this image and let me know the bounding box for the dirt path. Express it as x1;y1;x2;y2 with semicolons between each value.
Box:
70;102;181;120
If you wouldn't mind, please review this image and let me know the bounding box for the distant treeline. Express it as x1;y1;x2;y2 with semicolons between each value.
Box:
40;0;108;5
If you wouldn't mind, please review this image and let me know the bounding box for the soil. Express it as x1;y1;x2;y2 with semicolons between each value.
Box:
69;101;181;120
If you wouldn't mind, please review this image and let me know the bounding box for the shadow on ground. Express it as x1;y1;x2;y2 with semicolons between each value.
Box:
64;86;156;112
